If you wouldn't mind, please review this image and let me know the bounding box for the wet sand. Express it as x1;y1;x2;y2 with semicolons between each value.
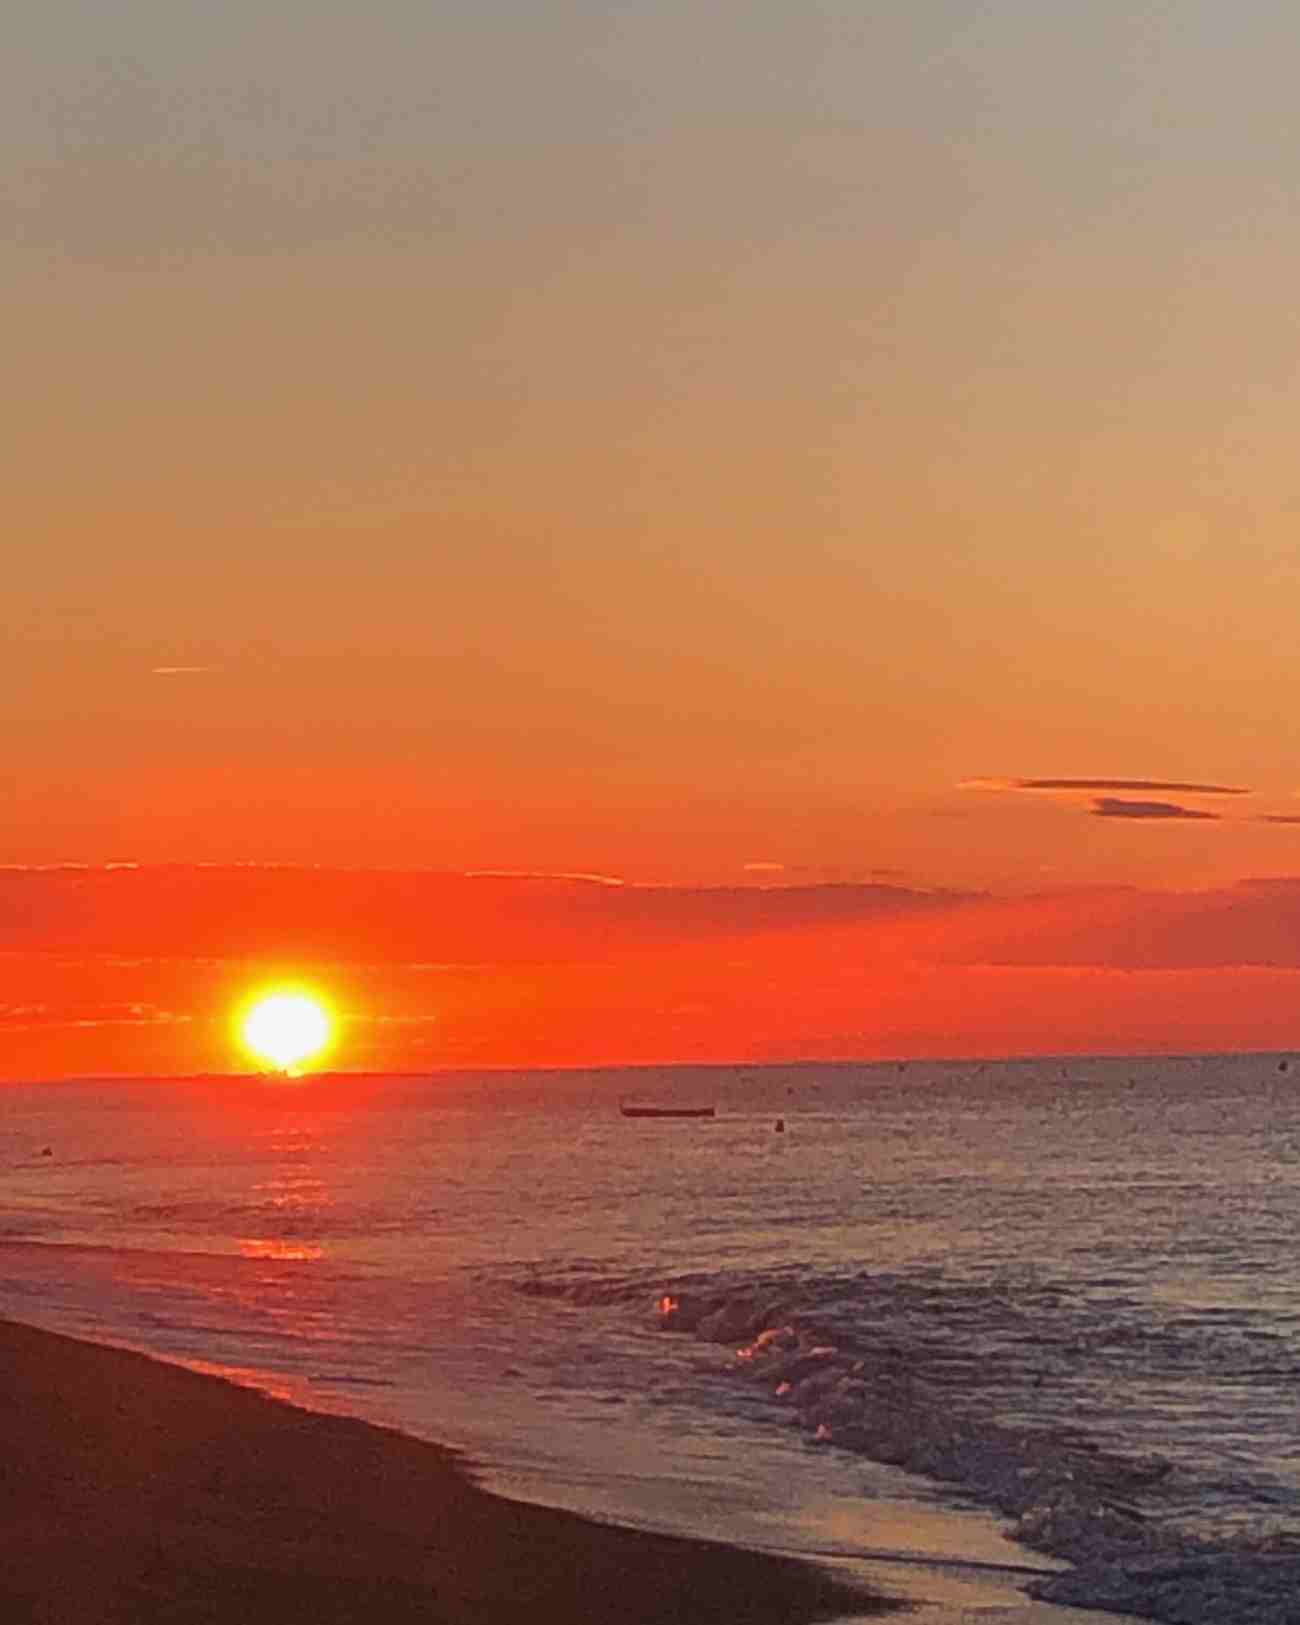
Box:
767;1500;1148;1625
0;1316;892;1624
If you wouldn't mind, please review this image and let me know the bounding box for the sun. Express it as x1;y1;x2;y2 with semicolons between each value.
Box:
238;990;335;1074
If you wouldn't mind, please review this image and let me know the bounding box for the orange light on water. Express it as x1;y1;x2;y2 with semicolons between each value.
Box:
238;1239;325;1261
236;989;335;1074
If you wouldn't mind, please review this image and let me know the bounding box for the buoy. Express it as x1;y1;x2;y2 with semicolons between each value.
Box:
774;1118;785;1133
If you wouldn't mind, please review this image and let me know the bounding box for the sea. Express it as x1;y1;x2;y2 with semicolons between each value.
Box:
4;1054;1300;1623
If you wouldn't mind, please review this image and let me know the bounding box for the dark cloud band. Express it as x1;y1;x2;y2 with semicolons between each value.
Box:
1091;798;1219;821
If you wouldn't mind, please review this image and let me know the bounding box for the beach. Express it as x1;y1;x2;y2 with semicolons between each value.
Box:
0;1316;890;1625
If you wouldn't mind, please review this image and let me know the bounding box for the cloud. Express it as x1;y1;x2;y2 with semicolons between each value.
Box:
10;868;1300;1076
922;878;1300;972
1257;815;1300;825
1090;798;1219;821
1024;778;1246;795
0;863;973;966
962;777;1248;796
151;666;220;675
10;865;1300;993
0;1000;187;1030
463;869;626;887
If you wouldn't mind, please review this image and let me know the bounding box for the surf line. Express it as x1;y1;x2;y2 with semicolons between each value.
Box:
765;1543;1062;1579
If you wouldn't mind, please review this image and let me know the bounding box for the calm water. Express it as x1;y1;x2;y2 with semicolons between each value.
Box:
3;1055;1299;1618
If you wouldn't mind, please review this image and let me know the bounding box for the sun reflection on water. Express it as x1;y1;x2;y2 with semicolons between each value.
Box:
237;1239;324;1261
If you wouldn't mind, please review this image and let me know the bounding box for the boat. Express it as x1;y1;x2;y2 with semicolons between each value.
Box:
619;1103;716;1119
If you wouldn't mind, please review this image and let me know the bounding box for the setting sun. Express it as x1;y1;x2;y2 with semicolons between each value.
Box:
238;990;334;1074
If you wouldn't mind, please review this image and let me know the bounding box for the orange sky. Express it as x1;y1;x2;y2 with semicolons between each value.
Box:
4;865;1300;1078
9;4;1300;1074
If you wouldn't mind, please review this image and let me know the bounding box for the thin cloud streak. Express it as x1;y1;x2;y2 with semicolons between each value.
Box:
1023;778;1247;795
0;1001;188;1030
961;777;1249;796
464;870;627;888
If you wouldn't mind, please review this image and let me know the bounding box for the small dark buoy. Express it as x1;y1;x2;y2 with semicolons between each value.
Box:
1280;1059;1290;1073
40;1146;52;1157
774;1118;785;1133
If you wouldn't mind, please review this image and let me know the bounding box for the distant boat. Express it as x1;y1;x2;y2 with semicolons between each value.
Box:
619;1103;716;1119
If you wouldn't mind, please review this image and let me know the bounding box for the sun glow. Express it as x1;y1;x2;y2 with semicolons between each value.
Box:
238;990;334;1074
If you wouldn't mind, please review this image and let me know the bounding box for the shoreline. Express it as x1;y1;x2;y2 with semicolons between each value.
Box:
0;1315;893;1624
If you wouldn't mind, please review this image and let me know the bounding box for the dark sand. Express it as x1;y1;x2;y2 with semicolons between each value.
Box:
0;1317;892;1624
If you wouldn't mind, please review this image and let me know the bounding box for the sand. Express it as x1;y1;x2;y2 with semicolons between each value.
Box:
0;1316;893;1625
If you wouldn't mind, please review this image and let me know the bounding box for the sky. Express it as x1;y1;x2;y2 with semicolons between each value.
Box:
8;1;1300;1075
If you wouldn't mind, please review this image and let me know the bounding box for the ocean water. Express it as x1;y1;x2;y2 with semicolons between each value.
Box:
3;1054;1300;1621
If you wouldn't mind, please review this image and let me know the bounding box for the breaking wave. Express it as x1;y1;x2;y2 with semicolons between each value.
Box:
518;1265;1300;1623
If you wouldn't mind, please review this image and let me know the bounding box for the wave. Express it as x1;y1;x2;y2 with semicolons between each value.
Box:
519;1265;1300;1624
